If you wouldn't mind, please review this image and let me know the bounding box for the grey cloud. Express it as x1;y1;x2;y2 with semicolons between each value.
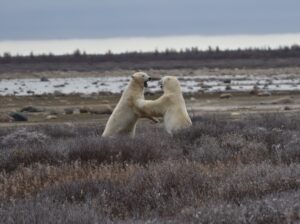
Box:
0;0;300;40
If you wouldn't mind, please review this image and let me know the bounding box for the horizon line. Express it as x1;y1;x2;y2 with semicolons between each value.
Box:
1;33;300;56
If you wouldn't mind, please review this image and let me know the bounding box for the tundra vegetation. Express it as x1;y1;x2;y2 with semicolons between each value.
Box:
0;113;299;223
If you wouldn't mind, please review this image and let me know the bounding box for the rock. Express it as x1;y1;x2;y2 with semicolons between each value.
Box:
49;110;60;115
201;85;211;89
53;90;65;96
64;108;74;115
79;107;89;113
54;84;65;88
225;85;232;91
231;112;240;116
73;108;80;114
0;114;13;123
9;112;28;121
46;115;57;120
224;79;231;84
92;81;100;85
257;91;271;97
27;90;35;94
80;94;90;99
197;81;204;87
271;97;294;104
84;105;113;114
20;106;43;113
220;93;232;99
40;77;49;82
198;89;205;94
284;106;292;111
249;85;259;95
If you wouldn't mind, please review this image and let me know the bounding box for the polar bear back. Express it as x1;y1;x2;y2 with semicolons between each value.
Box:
163;93;192;134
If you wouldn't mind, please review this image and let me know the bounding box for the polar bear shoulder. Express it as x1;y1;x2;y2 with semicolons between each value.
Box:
136;76;192;135
102;72;152;137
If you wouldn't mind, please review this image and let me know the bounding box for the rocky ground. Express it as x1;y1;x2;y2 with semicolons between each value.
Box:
1;66;300;223
1;67;300;127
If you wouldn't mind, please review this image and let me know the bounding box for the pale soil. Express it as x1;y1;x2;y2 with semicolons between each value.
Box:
1;67;300;127
1;92;300;127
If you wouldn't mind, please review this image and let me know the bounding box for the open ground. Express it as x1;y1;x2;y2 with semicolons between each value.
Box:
0;51;300;223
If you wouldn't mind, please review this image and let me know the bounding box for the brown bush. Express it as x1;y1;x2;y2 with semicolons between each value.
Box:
0;113;300;223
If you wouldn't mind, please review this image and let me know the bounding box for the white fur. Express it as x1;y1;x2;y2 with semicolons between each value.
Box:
102;72;153;137
136;76;192;135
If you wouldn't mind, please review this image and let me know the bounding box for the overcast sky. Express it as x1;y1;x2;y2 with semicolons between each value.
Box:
1;0;300;40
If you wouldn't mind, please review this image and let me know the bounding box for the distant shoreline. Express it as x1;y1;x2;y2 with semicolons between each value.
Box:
1;33;300;56
1;45;300;73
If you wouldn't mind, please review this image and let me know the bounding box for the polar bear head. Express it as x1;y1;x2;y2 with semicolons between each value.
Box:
131;72;151;88
160;76;182;94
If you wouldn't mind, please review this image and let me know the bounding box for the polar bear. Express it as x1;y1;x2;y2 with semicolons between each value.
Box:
136;76;192;135
102;72;156;137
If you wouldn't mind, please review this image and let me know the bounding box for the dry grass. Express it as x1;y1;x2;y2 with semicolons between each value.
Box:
0;113;300;223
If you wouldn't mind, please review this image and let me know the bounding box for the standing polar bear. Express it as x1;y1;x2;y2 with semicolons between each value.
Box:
136;76;192;135
102;72;156;137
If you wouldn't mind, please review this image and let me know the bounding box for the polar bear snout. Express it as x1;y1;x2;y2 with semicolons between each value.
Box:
144;80;149;87
144;77;151;87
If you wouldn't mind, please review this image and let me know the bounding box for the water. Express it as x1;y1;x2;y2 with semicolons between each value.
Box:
1;33;300;56
1;74;300;96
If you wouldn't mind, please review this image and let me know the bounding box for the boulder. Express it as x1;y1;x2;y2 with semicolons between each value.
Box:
271;97;294;104
225;85;232;91
26;90;35;94
249;85;259;95
79;107;89;113
49;110;60;115
201;84;211;89
20;106;43;113
81;105;113;114
257;91;271;97
64;108;74;115
220;93;232;99
40;77;49;82
9;112;28;121
54;84;65;88
53;91;65;96
231;112;240;116
46;115;58;120
92;80;100;85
